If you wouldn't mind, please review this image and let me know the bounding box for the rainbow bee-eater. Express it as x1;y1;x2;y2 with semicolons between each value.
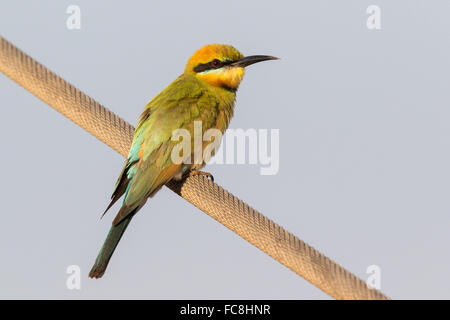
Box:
89;44;278;278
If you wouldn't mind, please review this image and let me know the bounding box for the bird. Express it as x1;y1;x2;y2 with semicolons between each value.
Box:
88;44;278;278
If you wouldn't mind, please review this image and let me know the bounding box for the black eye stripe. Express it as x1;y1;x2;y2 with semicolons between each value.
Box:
193;59;234;73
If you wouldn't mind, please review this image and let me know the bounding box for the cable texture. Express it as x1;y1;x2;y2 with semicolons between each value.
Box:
0;36;389;300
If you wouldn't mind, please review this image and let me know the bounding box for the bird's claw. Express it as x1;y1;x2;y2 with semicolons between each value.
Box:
189;170;214;182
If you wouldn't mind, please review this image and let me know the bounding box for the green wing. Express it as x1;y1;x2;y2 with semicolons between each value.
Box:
105;73;221;225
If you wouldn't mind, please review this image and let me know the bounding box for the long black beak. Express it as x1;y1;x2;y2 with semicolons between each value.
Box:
230;55;279;68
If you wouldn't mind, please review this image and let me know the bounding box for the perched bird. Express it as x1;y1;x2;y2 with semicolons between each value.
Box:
89;44;278;278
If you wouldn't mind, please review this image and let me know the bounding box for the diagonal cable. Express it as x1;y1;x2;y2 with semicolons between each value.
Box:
0;35;389;300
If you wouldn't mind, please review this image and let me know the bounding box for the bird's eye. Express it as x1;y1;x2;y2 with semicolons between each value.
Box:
211;59;223;68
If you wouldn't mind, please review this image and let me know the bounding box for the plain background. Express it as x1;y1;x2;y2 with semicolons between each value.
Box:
1;1;449;299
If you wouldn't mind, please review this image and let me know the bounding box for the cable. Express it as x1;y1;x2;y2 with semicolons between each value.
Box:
0;35;389;300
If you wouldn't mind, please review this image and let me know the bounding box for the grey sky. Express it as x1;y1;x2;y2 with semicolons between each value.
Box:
0;1;449;299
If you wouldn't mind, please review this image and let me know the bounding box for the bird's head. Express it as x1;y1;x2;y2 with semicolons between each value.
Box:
185;44;278;92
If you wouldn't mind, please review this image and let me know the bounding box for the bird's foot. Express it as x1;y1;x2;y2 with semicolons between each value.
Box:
188;170;214;182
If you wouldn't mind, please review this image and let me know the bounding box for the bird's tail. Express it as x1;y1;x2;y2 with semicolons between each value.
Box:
89;215;133;279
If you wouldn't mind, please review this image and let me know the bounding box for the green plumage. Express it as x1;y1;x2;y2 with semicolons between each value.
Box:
88;43;276;278
89;73;236;278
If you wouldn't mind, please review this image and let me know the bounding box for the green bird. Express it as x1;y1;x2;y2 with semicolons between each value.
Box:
89;44;278;278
